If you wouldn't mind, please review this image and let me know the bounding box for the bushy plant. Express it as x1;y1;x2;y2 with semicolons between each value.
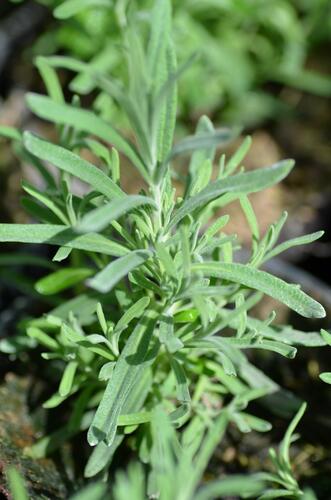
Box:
0;0;328;497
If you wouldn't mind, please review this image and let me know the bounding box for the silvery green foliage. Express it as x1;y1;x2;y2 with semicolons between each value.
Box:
0;0;327;496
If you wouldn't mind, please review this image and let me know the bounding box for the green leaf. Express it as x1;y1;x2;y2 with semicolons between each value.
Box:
35;268;93;295
98;362;115;381
59;361;78;397
26;93;148;180
155;40;177;164
155;241;177;278
69;482;107;500
115;297;150;335
264;231;324;262
43;391;74;409
87;312;158;446
320;372;331;384
170;357;191;402
85;367;152;477
61;324;114;361
194;475;264;500
240;195;259;253
54;0;112;19
0;253;55;269
192;262;325;319
246;318;325;347
167;160;294;229
196;215;229;251
147;0;171;80
117;411;151;426
0;126;22;142
53;246;72;262
88;250;151;293
76;195;156;233
0;224;128;256
159;315;183;352
321;329;331;347
22;180;69;224
35;56;64;103
96;303;107;334
6;468;28;500
239;412;272;432
21;197;60;224
168;128;235;162
258;489;296;499
24;132;124;200
219;352;236;376
228;337;297;358
27;327;58;350
188;159;213;198
279;402;307;467
49;294;98;323
174;308;199;324
188;115;216;179
224;135;252;175
189;412;229;496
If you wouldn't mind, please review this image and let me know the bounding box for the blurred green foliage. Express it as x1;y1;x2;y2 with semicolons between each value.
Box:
25;0;331;126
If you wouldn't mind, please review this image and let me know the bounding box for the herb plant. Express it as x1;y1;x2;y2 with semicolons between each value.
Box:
0;0;328;496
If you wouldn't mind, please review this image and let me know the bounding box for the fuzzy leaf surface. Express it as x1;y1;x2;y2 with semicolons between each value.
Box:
193;262;325;318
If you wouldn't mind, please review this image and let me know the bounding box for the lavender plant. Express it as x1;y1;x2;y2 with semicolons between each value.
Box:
0;0;328;496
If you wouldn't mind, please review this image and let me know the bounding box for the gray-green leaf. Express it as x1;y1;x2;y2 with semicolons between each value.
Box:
167;160;294;230
87;312;158;446
76;195;156;233
26;93;147;179
24;132;123;200
88;250;152;293
192;261;325;319
0;224;128;256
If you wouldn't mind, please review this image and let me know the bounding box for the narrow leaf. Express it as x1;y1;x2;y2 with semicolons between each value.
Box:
26;93;147;179
88;250;151;293
54;0;112;19
170;357;191;402
264;231;324;262
159;315;183;352
169;128;235;162
0;224;128;256
87;312;157;446
76;195;156;233
192;262;325;319
167;160;294;230
24;132;123;199
59;361;78;397
224;136;252;175
115;297;150;334
6;468;28;500
320;372;331;384
35;268;93;295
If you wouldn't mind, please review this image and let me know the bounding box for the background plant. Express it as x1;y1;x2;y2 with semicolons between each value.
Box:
0;0;329;497
10;0;331;126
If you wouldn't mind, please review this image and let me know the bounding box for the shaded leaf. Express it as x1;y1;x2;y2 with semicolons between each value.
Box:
35;268;93;295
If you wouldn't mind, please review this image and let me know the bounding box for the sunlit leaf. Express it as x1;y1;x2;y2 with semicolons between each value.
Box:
192;262;325;318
